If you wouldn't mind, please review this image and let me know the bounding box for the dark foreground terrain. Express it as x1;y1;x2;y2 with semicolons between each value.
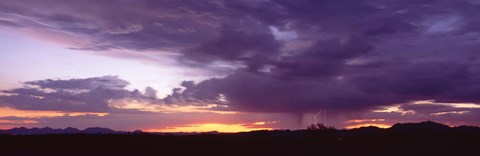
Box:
0;121;478;156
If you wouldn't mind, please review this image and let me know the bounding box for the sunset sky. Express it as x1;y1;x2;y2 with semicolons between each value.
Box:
1;0;480;132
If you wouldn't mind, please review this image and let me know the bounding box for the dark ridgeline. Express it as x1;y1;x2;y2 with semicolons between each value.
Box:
0;127;122;135
0;121;478;156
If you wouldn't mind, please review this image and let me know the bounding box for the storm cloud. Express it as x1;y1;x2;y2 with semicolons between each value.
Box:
163;0;480;114
2;0;480;115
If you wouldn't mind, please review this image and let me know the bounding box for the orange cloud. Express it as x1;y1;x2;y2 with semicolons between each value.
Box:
109;99;238;114
0;107;109;118
372;105;415;115
0;119;38;124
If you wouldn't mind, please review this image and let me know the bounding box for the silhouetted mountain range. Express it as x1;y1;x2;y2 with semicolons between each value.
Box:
1;121;477;135
0;121;479;156
0;127;124;135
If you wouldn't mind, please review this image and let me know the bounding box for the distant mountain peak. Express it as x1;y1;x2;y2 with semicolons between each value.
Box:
83;127;118;134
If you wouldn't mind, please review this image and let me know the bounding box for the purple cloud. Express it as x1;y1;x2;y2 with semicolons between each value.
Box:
0;76;156;112
159;0;480;115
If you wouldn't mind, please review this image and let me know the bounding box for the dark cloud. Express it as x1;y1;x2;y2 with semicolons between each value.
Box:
162;0;480;114
2;0;480;117
163;80;225;105
272;35;373;79
182;26;281;71
24;76;130;90
0;76;156;112
0;0;226;51
164;72;395;113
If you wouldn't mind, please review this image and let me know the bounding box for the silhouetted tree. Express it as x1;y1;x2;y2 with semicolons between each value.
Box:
307;123;336;131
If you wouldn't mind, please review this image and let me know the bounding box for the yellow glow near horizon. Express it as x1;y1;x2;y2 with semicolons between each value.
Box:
345;123;391;129
146;123;273;133
412;100;480;108
372;105;415;115
346;119;386;123
430;111;469;116
0;107;109;118
109;99;238;114
253;121;267;125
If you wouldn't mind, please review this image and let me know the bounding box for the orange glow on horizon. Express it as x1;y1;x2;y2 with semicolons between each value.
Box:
146;123;273;133
345;123;391;129
346;119;386;123
0;125;13;130
0;107;109;118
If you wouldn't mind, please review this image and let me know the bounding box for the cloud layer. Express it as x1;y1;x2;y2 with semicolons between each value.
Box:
1;0;480;128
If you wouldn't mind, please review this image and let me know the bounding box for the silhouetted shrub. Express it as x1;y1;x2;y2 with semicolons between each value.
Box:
307;123;336;131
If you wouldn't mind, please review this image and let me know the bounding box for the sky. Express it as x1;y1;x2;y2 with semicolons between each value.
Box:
1;0;480;132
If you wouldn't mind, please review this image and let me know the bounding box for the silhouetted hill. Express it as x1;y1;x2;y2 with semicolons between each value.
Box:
390;121;450;133
453;125;480;133
82;127;120;134
63;127;81;133
0;121;478;156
